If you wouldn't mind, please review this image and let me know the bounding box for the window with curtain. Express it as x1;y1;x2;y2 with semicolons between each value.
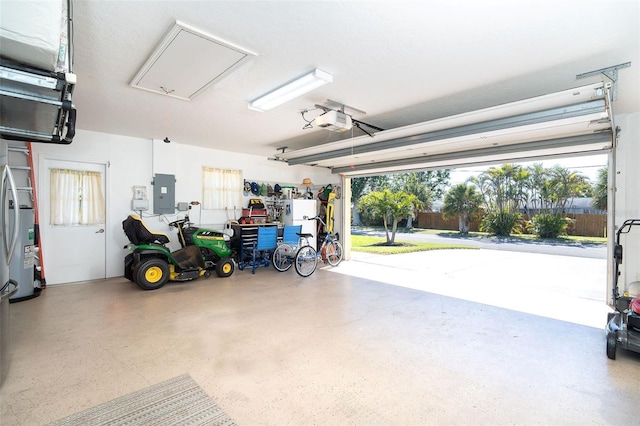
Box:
50;168;106;226
202;167;243;210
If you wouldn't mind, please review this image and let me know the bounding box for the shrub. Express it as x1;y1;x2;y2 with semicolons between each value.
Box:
480;211;522;236
531;214;573;238
522;219;536;235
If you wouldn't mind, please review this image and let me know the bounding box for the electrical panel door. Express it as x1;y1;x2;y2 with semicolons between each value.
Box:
153;173;175;214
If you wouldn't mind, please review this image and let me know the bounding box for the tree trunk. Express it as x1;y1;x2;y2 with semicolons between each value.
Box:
352;201;362;226
390;218;398;244
383;216;391;244
459;214;470;235
406;216;413;229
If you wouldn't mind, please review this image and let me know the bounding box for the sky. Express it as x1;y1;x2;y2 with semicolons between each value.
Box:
448;153;608;186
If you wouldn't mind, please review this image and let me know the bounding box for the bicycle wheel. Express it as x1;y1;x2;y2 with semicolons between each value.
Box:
325;240;343;266
294;245;318;277
272;243;294;272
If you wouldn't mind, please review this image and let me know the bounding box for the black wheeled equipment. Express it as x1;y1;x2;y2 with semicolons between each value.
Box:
605;219;640;359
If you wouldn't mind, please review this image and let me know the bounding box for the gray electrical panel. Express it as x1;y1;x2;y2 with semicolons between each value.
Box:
153;173;175;214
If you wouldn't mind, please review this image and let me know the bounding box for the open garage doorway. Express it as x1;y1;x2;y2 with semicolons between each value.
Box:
341;153;610;329
277;82;638;334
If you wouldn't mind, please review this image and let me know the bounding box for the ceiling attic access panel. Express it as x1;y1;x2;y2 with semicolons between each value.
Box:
275;83;612;176
130;21;256;101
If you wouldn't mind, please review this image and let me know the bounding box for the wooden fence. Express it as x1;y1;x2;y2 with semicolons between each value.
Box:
416;212;607;237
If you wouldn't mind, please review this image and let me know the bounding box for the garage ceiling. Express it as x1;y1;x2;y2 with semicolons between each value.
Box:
70;1;639;171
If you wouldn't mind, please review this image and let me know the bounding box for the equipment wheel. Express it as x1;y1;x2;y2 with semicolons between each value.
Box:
325;241;343;266
295;246;318;277
134;258;170;290
204;270;212;278
606;330;617;360
272;243;295;272
215;257;235;277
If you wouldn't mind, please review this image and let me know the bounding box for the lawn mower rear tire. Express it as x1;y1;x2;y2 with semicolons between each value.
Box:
134;258;170;290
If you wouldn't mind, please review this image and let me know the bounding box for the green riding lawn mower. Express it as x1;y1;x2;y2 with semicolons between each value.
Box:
123;213;235;290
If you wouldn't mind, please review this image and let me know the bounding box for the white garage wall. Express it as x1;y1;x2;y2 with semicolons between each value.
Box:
31;129;336;281
613;111;640;296
615;111;640;219
169;141;340;232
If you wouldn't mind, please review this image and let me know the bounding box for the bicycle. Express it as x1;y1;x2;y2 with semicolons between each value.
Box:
271;225;304;272
293;215;343;277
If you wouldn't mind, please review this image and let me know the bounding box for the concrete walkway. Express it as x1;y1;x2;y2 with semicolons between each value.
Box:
330;249;611;329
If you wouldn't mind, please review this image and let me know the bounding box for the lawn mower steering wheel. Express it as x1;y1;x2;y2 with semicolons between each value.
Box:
168;218;187;228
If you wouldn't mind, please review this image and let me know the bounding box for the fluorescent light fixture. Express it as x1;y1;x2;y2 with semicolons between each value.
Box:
249;68;332;112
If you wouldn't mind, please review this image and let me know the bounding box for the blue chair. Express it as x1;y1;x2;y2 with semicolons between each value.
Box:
272;225;302;272
282;225;302;245
245;226;277;274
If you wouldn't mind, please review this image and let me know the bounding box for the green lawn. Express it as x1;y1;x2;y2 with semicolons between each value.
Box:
352;226;607;245
350;234;477;255
349;227;606;256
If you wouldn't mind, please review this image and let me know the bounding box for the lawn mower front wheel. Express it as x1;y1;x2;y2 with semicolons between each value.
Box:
216;257;235;277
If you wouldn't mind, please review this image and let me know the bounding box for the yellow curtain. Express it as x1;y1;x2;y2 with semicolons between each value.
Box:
202;167;242;210
50;168;105;226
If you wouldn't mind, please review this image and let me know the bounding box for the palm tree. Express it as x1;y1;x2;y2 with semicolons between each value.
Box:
525;163;548;214
473;164;528;235
543;166;590;213
357;189;423;244
441;183;483;234
528;165;589;238
395;173;433;228
592;167;607;211
351;176;388;225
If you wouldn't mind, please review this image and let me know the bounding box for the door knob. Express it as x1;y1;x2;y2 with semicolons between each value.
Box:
95;229;105;234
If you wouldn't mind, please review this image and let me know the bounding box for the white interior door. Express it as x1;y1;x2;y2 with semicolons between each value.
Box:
40;158;106;285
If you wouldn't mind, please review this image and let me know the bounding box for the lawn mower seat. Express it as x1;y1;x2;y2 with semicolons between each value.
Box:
122;214;170;245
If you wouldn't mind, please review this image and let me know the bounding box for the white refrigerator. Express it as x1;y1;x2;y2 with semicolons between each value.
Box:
282;199;317;250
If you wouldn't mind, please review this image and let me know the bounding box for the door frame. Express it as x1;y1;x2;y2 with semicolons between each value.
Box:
39;154;109;284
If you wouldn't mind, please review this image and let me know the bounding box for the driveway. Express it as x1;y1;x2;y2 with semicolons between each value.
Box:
331;230;611;329
351;228;607;259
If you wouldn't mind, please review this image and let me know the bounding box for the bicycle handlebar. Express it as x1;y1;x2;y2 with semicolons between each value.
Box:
302;215;327;227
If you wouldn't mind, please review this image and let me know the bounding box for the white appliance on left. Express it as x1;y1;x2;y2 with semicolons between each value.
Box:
1;140;20;386
282;199;317;250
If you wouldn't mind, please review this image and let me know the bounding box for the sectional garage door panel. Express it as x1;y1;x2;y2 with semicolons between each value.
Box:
330;132;612;176
275;83;612;176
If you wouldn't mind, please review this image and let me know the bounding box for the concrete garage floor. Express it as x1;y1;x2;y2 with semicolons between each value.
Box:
341;249;612;329
2;249;639;425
